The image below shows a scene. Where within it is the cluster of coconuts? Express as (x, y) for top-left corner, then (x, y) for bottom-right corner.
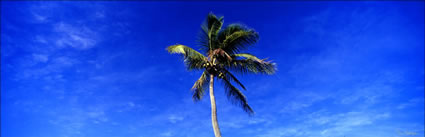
(203, 62), (225, 78)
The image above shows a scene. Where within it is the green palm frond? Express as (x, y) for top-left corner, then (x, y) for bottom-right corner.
(167, 44), (207, 70)
(221, 69), (246, 90)
(218, 24), (259, 54)
(192, 71), (210, 101)
(227, 56), (276, 75)
(220, 76), (254, 115)
(217, 24), (244, 42)
(200, 12), (224, 52)
(232, 53), (262, 62)
(207, 13), (223, 39)
(198, 25), (210, 52)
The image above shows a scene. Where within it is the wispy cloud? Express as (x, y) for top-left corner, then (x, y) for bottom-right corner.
(280, 91), (328, 113)
(160, 131), (173, 137)
(317, 111), (391, 136)
(258, 110), (391, 137)
(32, 53), (49, 63)
(47, 104), (110, 137)
(397, 98), (424, 110)
(168, 115), (184, 124)
(54, 22), (99, 50)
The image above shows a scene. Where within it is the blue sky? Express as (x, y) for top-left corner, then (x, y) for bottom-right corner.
(1, 1), (424, 137)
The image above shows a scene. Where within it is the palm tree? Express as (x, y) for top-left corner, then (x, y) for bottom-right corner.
(167, 12), (276, 137)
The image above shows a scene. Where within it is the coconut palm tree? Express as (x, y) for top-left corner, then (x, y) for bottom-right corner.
(167, 12), (276, 137)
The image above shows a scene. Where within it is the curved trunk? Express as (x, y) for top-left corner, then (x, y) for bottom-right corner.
(209, 74), (222, 137)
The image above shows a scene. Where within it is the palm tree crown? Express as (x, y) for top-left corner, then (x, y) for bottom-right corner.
(167, 12), (276, 115)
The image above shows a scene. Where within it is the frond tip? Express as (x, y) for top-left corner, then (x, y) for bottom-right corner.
(191, 71), (210, 101)
(167, 44), (208, 70)
(228, 53), (276, 75)
(220, 76), (254, 115)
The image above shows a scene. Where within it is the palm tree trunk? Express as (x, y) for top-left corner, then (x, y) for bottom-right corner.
(209, 74), (222, 137)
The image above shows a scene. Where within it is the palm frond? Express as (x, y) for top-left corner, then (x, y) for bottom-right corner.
(207, 13), (223, 39)
(232, 53), (262, 62)
(221, 68), (246, 90)
(191, 71), (210, 101)
(199, 12), (223, 52)
(217, 24), (244, 42)
(227, 55), (276, 75)
(220, 76), (254, 115)
(219, 24), (259, 54)
(197, 25), (210, 53)
(167, 44), (207, 70)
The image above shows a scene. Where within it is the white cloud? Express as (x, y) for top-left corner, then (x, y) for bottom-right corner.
(46, 103), (112, 136)
(28, 2), (58, 23)
(258, 111), (392, 137)
(221, 121), (243, 128)
(32, 12), (47, 22)
(15, 56), (77, 80)
(161, 131), (173, 137)
(248, 118), (268, 124)
(53, 56), (75, 66)
(168, 115), (184, 124)
(54, 22), (98, 50)
(32, 53), (49, 63)
(280, 91), (328, 113)
(316, 111), (391, 137)
(128, 102), (135, 107)
(397, 98), (424, 110)
(258, 127), (304, 137)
